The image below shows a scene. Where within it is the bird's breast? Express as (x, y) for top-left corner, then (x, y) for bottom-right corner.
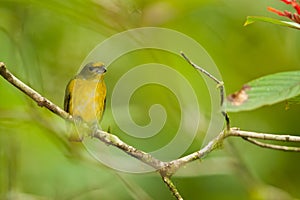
(70, 78), (106, 123)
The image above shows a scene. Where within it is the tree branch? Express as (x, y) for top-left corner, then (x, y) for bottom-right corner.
(0, 62), (70, 120)
(92, 129), (167, 169)
(164, 130), (227, 175)
(1, 61), (300, 199)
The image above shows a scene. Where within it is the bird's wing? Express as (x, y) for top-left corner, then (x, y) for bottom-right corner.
(102, 97), (107, 117)
(64, 78), (75, 113)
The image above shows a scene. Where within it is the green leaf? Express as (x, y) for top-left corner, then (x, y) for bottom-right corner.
(244, 16), (300, 30)
(225, 71), (300, 112)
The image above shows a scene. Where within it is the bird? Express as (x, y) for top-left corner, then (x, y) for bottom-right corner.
(64, 62), (107, 141)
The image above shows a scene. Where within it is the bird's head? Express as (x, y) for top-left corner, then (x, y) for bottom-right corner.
(78, 62), (107, 79)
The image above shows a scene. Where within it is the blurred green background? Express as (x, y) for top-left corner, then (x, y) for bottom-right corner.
(1, 0), (300, 199)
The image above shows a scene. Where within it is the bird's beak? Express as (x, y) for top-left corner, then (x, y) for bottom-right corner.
(95, 66), (107, 74)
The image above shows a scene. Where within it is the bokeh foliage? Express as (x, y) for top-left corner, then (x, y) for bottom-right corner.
(1, 0), (300, 199)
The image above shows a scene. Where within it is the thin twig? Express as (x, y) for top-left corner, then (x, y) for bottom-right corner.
(180, 52), (230, 130)
(162, 176), (183, 200)
(229, 128), (300, 142)
(243, 137), (300, 152)
(180, 52), (223, 85)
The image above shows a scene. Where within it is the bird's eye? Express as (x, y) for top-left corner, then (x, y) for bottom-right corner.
(88, 67), (94, 71)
